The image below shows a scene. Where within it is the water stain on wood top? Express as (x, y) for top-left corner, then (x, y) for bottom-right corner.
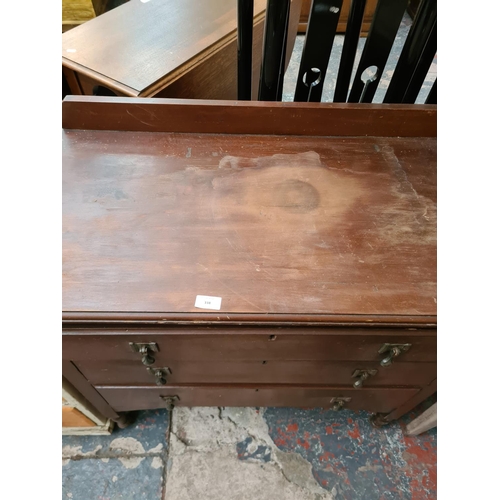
(62, 131), (436, 316)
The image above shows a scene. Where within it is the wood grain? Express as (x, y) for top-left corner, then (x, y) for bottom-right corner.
(63, 311), (437, 326)
(62, 0), (300, 99)
(62, 99), (436, 419)
(63, 127), (436, 317)
(62, 0), (268, 95)
(62, 97), (437, 137)
(76, 359), (436, 387)
(63, 362), (119, 420)
(382, 378), (437, 422)
(97, 385), (419, 413)
(62, 376), (108, 426)
(154, 14), (266, 101)
(405, 401), (437, 435)
(62, 407), (96, 427)
(62, 330), (437, 362)
(62, 68), (83, 96)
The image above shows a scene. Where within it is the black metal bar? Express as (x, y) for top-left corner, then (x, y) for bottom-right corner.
(384, 0), (437, 103)
(425, 79), (437, 104)
(276, 4), (290, 101)
(293, 0), (343, 102)
(237, 0), (254, 100)
(333, 0), (366, 102)
(258, 0), (290, 101)
(401, 20), (437, 103)
(347, 0), (407, 103)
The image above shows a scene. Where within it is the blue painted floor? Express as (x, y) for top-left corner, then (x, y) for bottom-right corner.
(62, 410), (168, 500)
(62, 397), (436, 499)
(263, 397), (437, 499)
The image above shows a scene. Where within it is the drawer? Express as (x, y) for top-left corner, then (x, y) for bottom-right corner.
(96, 385), (420, 413)
(76, 360), (436, 388)
(63, 327), (436, 363)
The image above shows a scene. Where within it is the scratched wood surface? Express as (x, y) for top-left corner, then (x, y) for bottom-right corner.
(62, 0), (268, 95)
(61, 98), (437, 137)
(62, 129), (436, 317)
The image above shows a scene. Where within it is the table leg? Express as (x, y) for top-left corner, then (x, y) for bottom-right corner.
(62, 67), (83, 95)
(404, 402), (437, 436)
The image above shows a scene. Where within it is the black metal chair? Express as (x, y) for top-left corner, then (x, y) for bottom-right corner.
(237, 0), (436, 103)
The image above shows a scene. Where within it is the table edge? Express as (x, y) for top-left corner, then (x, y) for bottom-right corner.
(62, 311), (437, 328)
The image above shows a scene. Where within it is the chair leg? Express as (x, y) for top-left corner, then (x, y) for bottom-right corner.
(404, 402), (437, 436)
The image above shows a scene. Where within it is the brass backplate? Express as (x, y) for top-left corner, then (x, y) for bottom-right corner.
(160, 395), (180, 409)
(147, 367), (171, 376)
(129, 342), (159, 353)
(330, 397), (352, 404)
(352, 369), (378, 378)
(378, 343), (411, 354)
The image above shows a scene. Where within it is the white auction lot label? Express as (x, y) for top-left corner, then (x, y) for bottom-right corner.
(194, 295), (222, 310)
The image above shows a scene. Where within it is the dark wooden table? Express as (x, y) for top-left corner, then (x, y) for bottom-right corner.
(62, 97), (436, 427)
(62, 0), (301, 100)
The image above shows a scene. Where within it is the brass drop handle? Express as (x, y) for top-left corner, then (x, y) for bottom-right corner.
(160, 395), (179, 411)
(378, 343), (412, 367)
(154, 369), (166, 385)
(352, 369), (378, 389)
(380, 347), (400, 367)
(147, 367), (171, 386)
(331, 397), (351, 411)
(129, 342), (159, 366)
(353, 377), (365, 389)
(140, 346), (155, 366)
(332, 400), (345, 411)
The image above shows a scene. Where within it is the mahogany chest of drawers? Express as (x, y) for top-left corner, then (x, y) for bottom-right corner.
(62, 97), (437, 427)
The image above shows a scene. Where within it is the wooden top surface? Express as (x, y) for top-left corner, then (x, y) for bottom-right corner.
(62, 0), (266, 95)
(62, 99), (437, 324)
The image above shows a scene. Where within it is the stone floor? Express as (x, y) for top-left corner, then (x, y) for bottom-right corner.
(62, 13), (437, 500)
(62, 396), (436, 500)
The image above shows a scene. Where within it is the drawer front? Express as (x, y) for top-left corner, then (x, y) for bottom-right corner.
(63, 328), (436, 363)
(76, 360), (436, 388)
(97, 386), (420, 413)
